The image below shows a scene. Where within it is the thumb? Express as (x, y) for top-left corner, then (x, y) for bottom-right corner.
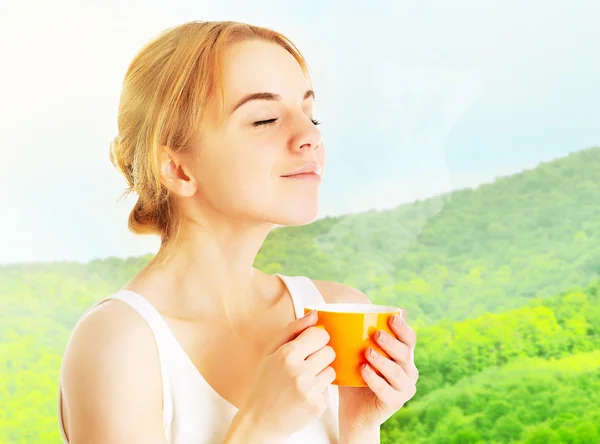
(263, 309), (318, 356)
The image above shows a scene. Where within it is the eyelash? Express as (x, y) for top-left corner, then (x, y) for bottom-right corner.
(253, 118), (321, 127)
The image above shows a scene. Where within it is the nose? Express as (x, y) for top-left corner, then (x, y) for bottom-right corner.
(290, 113), (322, 153)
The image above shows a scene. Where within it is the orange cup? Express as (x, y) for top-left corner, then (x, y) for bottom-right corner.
(304, 303), (402, 387)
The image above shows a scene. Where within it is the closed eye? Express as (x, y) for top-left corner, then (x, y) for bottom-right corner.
(253, 118), (321, 127)
(253, 118), (278, 127)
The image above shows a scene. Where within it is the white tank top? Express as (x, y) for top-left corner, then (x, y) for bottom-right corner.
(57, 274), (340, 443)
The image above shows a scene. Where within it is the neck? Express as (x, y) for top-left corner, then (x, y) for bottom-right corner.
(138, 218), (278, 326)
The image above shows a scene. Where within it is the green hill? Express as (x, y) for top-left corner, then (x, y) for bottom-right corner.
(256, 145), (600, 325)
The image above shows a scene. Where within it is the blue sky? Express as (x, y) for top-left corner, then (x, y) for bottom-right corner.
(1, 0), (598, 264)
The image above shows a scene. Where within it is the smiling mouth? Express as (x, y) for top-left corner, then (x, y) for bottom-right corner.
(281, 162), (322, 177)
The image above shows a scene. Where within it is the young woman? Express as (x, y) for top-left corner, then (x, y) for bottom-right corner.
(57, 20), (419, 444)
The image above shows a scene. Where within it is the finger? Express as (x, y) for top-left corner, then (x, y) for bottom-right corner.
(365, 347), (410, 391)
(374, 330), (418, 380)
(313, 365), (336, 392)
(289, 326), (331, 360)
(304, 345), (336, 376)
(264, 309), (318, 356)
(361, 363), (405, 410)
(389, 313), (417, 349)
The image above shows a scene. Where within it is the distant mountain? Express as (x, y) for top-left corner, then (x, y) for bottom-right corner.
(256, 146), (600, 325)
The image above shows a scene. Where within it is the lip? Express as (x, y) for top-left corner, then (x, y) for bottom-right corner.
(281, 162), (322, 177)
(281, 172), (322, 183)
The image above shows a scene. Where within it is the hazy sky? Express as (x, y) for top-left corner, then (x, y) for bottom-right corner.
(1, 0), (599, 264)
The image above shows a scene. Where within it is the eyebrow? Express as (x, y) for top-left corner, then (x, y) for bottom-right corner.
(229, 89), (315, 115)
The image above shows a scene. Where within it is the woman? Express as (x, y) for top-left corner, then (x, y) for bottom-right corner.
(57, 20), (418, 443)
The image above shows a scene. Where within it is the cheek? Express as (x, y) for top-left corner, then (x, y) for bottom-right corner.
(230, 146), (276, 186)
(200, 148), (276, 204)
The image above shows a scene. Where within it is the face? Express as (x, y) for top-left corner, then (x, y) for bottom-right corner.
(177, 39), (326, 228)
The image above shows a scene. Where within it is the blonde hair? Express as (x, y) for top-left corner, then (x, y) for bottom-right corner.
(109, 20), (312, 250)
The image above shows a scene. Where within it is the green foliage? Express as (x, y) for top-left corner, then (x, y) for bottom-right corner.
(381, 351), (600, 443)
(414, 282), (600, 397)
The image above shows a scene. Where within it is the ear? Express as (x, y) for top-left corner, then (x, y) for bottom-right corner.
(158, 145), (197, 198)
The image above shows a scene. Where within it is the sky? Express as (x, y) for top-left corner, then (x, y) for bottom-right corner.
(1, 0), (599, 264)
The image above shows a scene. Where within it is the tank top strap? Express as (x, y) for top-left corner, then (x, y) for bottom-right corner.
(107, 290), (174, 437)
(274, 274), (326, 319)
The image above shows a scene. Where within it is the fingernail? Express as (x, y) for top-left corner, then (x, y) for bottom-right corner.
(368, 348), (378, 359)
(304, 309), (316, 318)
(378, 331), (390, 342)
(362, 363), (372, 373)
(392, 314), (404, 326)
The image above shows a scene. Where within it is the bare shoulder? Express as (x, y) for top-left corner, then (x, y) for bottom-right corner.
(60, 299), (167, 443)
(310, 279), (372, 305)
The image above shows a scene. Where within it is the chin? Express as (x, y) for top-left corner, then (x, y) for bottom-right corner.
(272, 199), (320, 227)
